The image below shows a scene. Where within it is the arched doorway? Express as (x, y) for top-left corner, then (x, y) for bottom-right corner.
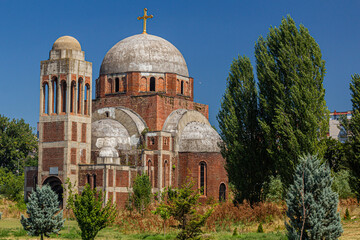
(219, 183), (226, 202)
(43, 177), (63, 207)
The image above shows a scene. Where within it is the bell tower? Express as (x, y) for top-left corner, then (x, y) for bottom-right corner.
(38, 36), (92, 204)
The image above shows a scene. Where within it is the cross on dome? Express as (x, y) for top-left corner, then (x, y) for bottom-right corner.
(137, 8), (153, 34)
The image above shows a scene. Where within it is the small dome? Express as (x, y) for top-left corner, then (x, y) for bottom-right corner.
(100, 34), (189, 77)
(52, 36), (81, 51)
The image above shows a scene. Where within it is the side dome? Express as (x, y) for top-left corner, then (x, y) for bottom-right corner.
(100, 34), (189, 77)
(52, 36), (81, 51)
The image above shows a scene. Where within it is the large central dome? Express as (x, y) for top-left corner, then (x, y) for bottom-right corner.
(100, 34), (189, 77)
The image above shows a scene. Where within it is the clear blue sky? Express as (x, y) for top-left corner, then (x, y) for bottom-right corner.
(1, 0), (359, 130)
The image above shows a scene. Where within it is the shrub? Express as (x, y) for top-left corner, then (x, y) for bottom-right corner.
(263, 175), (284, 202)
(131, 174), (152, 214)
(332, 170), (355, 199)
(67, 182), (117, 240)
(257, 223), (264, 233)
(20, 185), (64, 240)
(344, 208), (350, 220)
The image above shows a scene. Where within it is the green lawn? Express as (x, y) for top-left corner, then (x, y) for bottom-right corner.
(0, 218), (287, 240)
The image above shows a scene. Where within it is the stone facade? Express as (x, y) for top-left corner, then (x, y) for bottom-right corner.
(25, 34), (228, 207)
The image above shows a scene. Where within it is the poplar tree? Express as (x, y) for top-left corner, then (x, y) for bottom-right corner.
(286, 154), (342, 239)
(256, 16), (328, 188)
(20, 185), (64, 240)
(217, 56), (268, 204)
(346, 74), (360, 199)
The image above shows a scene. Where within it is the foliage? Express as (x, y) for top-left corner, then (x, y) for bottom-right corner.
(67, 182), (117, 240)
(130, 174), (152, 214)
(20, 185), (64, 240)
(0, 212), (2, 220)
(0, 115), (38, 174)
(256, 16), (328, 188)
(332, 170), (355, 199)
(323, 137), (348, 172)
(286, 154), (342, 239)
(262, 175), (284, 202)
(153, 190), (171, 236)
(154, 180), (213, 240)
(343, 74), (360, 199)
(257, 223), (264, 233)
(0, 167), (24, 202)
(344, 208), (350, 220)
(217, 55), (268, 204)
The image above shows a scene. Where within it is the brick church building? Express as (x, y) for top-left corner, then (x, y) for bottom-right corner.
(25, 12), (228, 207)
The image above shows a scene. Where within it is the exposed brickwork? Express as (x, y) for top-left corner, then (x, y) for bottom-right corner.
(147, 136), (158, 150)
(116, 192), (129, 208)
(108, 169), (113, 187)
(25, 169), (38, 188)
(72, 122), (77, 141)
(79, 168), (104, 187)
(178, 152), (228, 202)
(71, 148), (77, 165)
(71, 169), (76, 175)
(43, 122), (64, 142)
(80, 149), (86, 164)
(162, 154), (170, 188)
(162, 137), (170, 150)
(42, 147), (64, 171)
(81, 123), (86, 143)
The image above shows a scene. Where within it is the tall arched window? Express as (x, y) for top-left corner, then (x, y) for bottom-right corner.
(70, 81), (76, 113)
(61, 81), (67, 113)
(85, 84), (90, 115)
(77, 79), (83, 114)
(93, 174), (97, 189)
(150, 77), (155, 91)
(86, 174), (91, 185)
(164, 160), (168, 188)
(115, 78), (120, 92)
(148, 160), (152, 186)
(181, 81), (184, 95)
(43, 83), (49, 114)
(219, 183), (226, 202)
(199, 162), (207, 195)
(52, 78), (58, 114)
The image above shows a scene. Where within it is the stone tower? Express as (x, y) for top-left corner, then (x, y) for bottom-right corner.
(37, 36), (92, 204)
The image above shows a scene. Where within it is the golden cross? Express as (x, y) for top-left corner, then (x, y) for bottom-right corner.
(137, 8), (153, 34)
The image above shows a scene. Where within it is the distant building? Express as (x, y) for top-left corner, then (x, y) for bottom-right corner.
(328, 110), (352, 142)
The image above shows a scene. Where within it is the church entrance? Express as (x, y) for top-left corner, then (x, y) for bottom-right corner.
(43, 176), (63, 207)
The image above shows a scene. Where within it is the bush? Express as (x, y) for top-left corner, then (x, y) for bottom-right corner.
(263, 175), (284, 202)
(0, 168), (24, 202)
(344, 208), (350, 220)
(332, 170), (355, 199)
(257, 223), (264, 233)
(130, 174), (152, 214)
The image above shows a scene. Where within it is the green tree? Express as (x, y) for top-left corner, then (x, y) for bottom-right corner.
(0, 167), (24, 202)
(20, 185), (64, 240)
(217, 56), (268, 204)
(286, 155), (342, 239)
(67, 182), (117, 240)
(0, 115), (38, 174)
(345, 74), (360, 199)
(256, 16), (328, 188)
(131, 174), (152, 214)
(154, 180), (213, 240)
(323, 137), (348, 172)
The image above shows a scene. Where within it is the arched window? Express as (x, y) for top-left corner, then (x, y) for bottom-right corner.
(115, 78), (120, 92)
(199, 162), (207, 195)
(93, 174), (97, 189)
(52, 78), (58, 114)
(70, 81), (76, 113)
(181, 81), (184, 95)
(108, 78), (113, 93)
(77, 79), (83, 114)
(43, 83), (49, 114)
(150, 77), (155, 91)
(219, 183), (226, 202)
(86, 174), (91, 185)
(85, 84), (90, 115)
(61, 81), (67, 113)
(164, 160), (168, 188)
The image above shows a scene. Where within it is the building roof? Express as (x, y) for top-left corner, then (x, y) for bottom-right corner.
(52, 36), (81, 51)
(100, 34), (189, 76)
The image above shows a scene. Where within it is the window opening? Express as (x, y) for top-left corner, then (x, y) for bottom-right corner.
(70, 82), (75, 113)
(200, 162), (206, 195)
(43, 83), (49, 114)
(52, 78), (58, 113)
(219, 183), (226, 202)
(61, 81), (67, 113)
(115, 78), (120, 92)
(150, 77), (155, 91)
(181, 81), (184, 95)
(77, 79), (82, 114)
(93, 174), (97, 188)
(87, 174), (91, 185)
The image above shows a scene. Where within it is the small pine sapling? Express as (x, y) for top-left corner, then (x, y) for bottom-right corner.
(286, 154), (343, 239)
(20, 185), (64, 240)
(257, 223), (264, 233)
(131, 174), (152, 214)
(344, 208), (350, 220)
(232, 227), (238, 236)
(67, 180), (117, 240)
(154, 179), (213, 240)
(153, 188), (171, 236)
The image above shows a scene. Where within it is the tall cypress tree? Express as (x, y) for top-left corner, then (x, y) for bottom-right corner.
(346, 74), (360, 199)
(217, 56), (268, 204)
(286, 154), (342, 239)
(21, 185), (64, 240)
(256, 16), (328, 188)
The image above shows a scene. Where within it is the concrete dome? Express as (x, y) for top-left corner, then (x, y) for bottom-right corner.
(52, 36), (81, 51)
(179, 122), (221, 152)
(100, 34), (189, 77)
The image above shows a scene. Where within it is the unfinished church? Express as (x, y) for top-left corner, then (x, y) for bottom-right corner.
(25, 11), (228, 207)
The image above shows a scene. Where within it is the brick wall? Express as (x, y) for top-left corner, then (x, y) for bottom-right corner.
(43, 122), (64, 142)
(81, 123), (86, 143)
(178, 152), (228, 202)
(71, 148), (77, 165)
(72, 122), (77, 141)
(42, 147), (64, 171)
